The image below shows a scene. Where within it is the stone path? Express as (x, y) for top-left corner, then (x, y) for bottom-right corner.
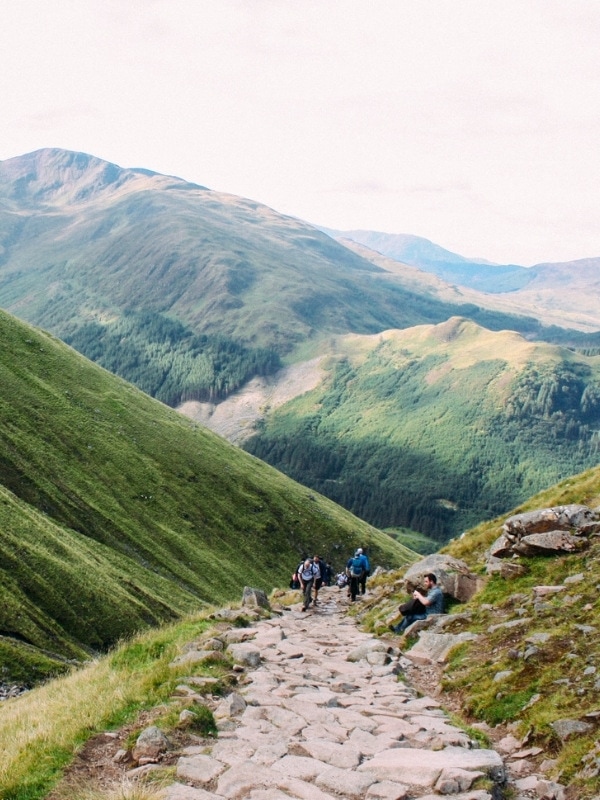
(164, 585), (507, 800)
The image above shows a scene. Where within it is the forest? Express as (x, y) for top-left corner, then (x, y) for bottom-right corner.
(244, 354), (600, 542)
(65, 311), (282, 406)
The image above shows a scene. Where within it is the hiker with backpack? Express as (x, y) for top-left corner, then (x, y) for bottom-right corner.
(358, 548), (370, 595)
(298, 557), (318, 611)
(346, 548), (368, 602)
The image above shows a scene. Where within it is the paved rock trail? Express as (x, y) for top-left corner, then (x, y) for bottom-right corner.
(165, 586), (506, 800)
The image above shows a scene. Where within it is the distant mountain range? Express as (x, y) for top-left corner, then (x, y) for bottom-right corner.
(1, 147), (599, 547)
(321, 227), (530, 292)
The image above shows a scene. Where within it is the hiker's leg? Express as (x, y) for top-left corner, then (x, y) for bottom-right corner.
(304, 579), (314, 608)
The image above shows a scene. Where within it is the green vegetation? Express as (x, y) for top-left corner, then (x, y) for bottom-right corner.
(245, 319), (600, 541)
(0, 309), (414, 683)
(2, 148), (599, 393)
(384, 526), (440, 555)
(356, 462), (600, 797)
(65, 311), (282, 405)
(438, 470), (600, 796)
(0, 610), (225, 800)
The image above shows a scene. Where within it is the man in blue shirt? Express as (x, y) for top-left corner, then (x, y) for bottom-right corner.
(393, 573), (444, 633)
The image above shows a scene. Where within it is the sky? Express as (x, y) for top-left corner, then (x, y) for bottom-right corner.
(1, 0), (599, 266)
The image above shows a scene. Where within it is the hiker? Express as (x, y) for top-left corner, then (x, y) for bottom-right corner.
(289, 567), (301, 590)
(358, 548), (370, 595)
(322, 560), (333, 586)
(392, 572), (444, 633)
(346, 548), (368, 602)
(312, 554), (323, 604)
(336, 571), (348, 589)
(298, 557), (318, 611)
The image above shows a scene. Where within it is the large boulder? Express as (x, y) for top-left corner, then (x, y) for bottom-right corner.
(514, 530), (587, 556)
(504, 505), (600, 537)
(403, 555), (482, 602)
(487, 504), (600, 563)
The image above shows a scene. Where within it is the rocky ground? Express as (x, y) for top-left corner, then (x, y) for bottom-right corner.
(45, 585), (569, 800)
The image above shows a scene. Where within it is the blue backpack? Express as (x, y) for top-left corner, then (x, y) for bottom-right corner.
(349, 556), (364, 578)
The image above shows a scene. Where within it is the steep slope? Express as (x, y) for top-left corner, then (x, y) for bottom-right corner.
(0, 309), (414, 684)
(243, 318), (600, 542)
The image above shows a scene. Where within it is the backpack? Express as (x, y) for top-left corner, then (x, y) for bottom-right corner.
(349, 556), (364, 578)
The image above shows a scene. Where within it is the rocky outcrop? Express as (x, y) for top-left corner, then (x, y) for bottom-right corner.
(487, 504), (600, 565)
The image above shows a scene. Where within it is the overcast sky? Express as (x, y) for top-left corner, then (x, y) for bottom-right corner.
(2, 1), (599, 265)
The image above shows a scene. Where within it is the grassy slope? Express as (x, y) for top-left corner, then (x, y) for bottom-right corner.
(438, 468), (600, 796)
(244, 318), (600, 541)
(357, 464), (600, 797)
(0, 309), (415, 683)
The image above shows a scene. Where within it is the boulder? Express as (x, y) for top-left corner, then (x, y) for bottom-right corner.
(488, 504), (600, 561)
(514, 530), (587, 555)
(403, 554), (481, 602)
(227, 642), (261, 668)
(485, 556), (527, 578)
(504, 505), (599, 536)
(132, 726), (171, 763)
(242, 586), (270, 609)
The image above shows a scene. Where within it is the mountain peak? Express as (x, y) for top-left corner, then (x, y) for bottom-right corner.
(0, 148), (202, 209)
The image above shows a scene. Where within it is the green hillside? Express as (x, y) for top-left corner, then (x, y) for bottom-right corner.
(0, 309), (414, 684)
(358, 464), (600, 797)
(1, 149), (598, 411)
(245, 318), (600, 542)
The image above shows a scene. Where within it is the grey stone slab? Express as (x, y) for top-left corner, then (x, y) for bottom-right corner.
(291, 738), (361, 769)
(315, 765), (377, 798)
(209, 739), (256, 765)
(366, 779), (410, 800)
(330, 706), (379, 732)
(176, 755), (227, 785)
(243, 690), (286, 707)
(348, 727), (399, 756)
(358, 746), (505, 786)
(301, 722), (348, 743)
(274, 775), (340, 800)
(215, 760), (278, 798)
(270, 754), (326, 781)
(251, 740), (289, 765)
(164, 783), (222, 800)
(368, 716), (420, 738)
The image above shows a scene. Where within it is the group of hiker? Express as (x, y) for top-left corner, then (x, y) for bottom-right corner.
(290, 547), (371, 611)
(290, 549), (444, 631)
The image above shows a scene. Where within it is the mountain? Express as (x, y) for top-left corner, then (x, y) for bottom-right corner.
(241, 318), (600, 542)
(1, 149), (598, 397)
(0, 308), (413, 685)
(323, 228), (531, 292)
(330, 229), (600, 333)
(1, 148), (599, 554)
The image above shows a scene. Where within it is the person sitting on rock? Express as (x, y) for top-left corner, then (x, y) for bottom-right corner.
(393, 573), (444, 633)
